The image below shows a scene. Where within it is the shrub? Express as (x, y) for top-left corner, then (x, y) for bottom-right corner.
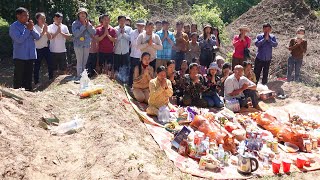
(0, 17), (11, 60)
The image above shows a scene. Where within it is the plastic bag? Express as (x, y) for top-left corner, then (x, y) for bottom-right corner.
(80, 69), (90, 91)
(158, 106), (171, 124)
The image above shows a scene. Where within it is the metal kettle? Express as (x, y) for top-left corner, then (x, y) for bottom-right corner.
(237, 153), (259, 175)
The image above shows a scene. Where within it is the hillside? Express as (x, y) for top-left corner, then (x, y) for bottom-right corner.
(224, 0), (320, 86)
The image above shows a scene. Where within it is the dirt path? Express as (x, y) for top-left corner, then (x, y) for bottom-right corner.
(0, 75), (198, 180)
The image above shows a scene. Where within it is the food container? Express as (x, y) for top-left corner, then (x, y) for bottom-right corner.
(284, 142), (299, 153)
(312, 139), (318, 149)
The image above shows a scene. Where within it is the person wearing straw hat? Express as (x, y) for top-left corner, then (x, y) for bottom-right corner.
(199, 24), (217, 68)
(232, 25), (251, 70)
(72, 8), (96, 78)
(129, 19), (146, 87)
(203, 62), (224, 108)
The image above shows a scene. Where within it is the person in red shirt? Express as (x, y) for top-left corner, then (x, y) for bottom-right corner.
(95, 14), (117, 75)
(232, 25), (251, 70)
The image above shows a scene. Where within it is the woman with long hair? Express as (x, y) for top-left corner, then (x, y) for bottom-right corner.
(198, 24), (217, 68)
(132, 52), (154, 103)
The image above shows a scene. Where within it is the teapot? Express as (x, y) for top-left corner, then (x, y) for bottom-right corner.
(237, 153), (259, 175)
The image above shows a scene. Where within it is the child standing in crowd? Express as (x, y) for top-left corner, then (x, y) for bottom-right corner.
(199, 24), (217, 68)
(203, 63), (224, 108)
(174, 21), (189, 70)
(9, 7), (40, 91)
(132, 52), (154, 103)
(137, 21), (163, 70)
(183, 24), (191, 39)
(34, 12), (53, 84)
(129, 19), (146, 87)
(191, 23), (198, 33)
(232, 25), (251, 70)
(72, 8), (96, 78)
(244, 61), (257, 84)
(155, 20), (162, 32)
(95, 14), (117, 76)
(212, 27), (221, 48)
(48, 12), (72, 75)
(86, 20), (99, 78)
(186, 32), (200, 64)
(156, 20), (175, 69)
(114, 15), (132, 74)
(254, 23), (278, 85)
(287, 26), (307, 82)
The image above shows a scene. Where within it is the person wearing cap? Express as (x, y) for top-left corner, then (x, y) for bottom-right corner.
(224, 65), (259, 109)
(182, 63), (208, 107)
(203, 62), (224, 108)
(243, 61), (257, 83)
(155, 20), (162, 32)
(114, 15), (132, 74)
(48, 12), (72, 75)
(132, 52), (154, 103)
(136, 21), (163, 70)
(129, 19), (146, 87)
(9, 7), (40, 91)
(199, 24), (217, 68)
(34, 12), (53, 84)
(156, 20), (175, 69)
(215, 55), (225, 75)
(72, 8), (96, 78)
(95, 14), (117, 76)
(147, 66), (174, 116)
(254, 23), (278, 85)
(286, 26), (307, 82)
(186, 32), (200, 64)
(125, 16), (132, 27)
(174, 21), (189, 70)
(232, 25), (251, 70)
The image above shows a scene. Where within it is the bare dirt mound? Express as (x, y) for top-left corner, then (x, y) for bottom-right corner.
(0, 75), (194, 180)
(224, 0), (320, 86)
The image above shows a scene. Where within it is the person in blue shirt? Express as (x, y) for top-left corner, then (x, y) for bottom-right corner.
(72, 8), (96, 78)
(9, 7), (40, 91)
(254, 23), (278, 85)
(199, 24), (217, 68)
(156, 20), (175, 70)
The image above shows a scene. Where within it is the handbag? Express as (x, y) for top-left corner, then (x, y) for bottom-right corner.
(244, 43), (250, 59)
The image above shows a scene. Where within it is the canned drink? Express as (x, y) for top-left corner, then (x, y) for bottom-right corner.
(305, 142), (312, 153)
(312, 139), (318, 149)
(272, 141), (278, 153)
(266, 140), (272, 148)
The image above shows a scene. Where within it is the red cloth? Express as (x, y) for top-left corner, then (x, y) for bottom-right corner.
(232, 35), (251, 59)
(96, 26), (117, 53)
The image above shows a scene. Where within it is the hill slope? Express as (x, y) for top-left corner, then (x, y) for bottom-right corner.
(224, 0), (320, 85)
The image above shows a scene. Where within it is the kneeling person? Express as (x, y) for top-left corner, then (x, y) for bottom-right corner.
(132, 52), (154, 103)
(224, 65), (258, 108)
(147, 66), (174, 116)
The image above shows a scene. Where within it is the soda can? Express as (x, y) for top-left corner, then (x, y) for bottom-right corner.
(272, 141), (278, 153)
(305, 142), (312, 153)
(312, 139), (318, 150)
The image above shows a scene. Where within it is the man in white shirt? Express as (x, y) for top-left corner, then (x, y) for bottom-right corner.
(224, 65), (259, 108)
(136, 21), (163, 71)
(114, 15), (132, 74)
(128, 19), (145, 87)
(48, 12), (71, 73)
(34, 12), (53, 84)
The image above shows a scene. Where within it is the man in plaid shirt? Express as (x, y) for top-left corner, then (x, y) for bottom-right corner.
(156, 20), (175, 69)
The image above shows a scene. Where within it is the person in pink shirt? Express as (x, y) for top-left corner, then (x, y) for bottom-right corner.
(232, 25), (251, 70)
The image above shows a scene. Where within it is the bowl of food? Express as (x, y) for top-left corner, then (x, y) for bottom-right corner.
(284, 142), (299, 153)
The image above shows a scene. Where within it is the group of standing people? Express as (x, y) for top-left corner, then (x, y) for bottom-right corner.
(9, 7), (308, 112)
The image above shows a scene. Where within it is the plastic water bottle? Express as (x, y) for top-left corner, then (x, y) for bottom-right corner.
(80, 69), (90, 91)
(218, 144), (225, 162)
(51, 116), (85, 135)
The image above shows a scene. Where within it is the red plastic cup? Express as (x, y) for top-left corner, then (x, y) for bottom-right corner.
(296, 156), (307, 169)
(282, 159), (292, 173)
(272, 159), (281, 174)
(304, 159), (311, 167)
